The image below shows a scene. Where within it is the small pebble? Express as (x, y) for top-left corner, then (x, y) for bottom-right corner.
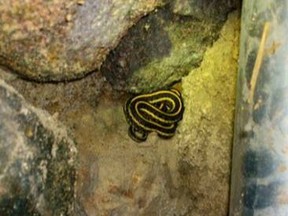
(77, 0), (85, 5)
(65, 14), (72, 22)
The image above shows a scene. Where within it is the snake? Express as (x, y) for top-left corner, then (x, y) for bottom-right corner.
(124, 89), (184, 142)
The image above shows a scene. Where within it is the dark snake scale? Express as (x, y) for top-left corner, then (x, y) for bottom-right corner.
(124, 89), (184, 142)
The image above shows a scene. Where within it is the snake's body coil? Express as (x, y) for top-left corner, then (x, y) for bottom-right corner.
(124, 89), (184, 142)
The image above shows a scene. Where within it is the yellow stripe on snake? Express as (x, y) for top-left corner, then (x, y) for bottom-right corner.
(124, 89), (184, 142)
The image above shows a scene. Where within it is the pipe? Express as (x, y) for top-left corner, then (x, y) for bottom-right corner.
(230, 0), (288, 215)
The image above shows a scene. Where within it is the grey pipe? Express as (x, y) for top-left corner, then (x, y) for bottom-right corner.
(230, 0), (288, 215)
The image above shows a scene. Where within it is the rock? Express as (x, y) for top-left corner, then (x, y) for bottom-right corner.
(171, 0), (239, 20)
(101, 2), (237, 93)
(0, 79), (77, 215)
(0, 0), (163, 81)
(178, 12), (240, 216)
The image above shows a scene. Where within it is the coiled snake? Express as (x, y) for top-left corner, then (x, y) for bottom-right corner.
(124, 89), (184, 142)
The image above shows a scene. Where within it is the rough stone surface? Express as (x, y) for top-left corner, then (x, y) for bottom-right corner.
(0, 0), (163, 81)
(171, 0), (239, 20)
(178, 12), (240, 216)
(0, 80), (77, 215)
(101, 3), (237, 93)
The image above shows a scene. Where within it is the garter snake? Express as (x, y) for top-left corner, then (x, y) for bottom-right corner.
(124, 89), (184, 142)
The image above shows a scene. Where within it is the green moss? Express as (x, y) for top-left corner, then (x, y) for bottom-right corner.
(128, 14), (223, 93)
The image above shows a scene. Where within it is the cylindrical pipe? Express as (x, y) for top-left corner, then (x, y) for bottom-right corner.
(230, 1), (288, 215)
